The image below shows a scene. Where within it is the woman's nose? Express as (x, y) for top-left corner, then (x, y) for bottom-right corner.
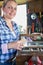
(11, 8), (14, 12)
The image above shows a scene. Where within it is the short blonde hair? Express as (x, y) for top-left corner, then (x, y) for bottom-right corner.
(3, 0), (17, 7)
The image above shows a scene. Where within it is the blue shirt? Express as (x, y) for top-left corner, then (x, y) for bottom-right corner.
(0, 16), (20, 63)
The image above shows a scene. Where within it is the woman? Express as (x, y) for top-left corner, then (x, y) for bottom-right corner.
(0, 0), (24, 65)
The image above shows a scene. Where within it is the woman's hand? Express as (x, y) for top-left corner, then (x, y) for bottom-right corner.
(8, 40), (24, 51)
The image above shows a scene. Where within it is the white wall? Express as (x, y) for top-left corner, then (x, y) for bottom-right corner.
(12, 4), (27, 34)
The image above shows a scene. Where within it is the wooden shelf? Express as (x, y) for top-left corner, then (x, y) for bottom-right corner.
(20, 33), (41, 37)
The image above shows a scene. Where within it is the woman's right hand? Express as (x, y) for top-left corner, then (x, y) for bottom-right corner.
(8, 40), (24, 51)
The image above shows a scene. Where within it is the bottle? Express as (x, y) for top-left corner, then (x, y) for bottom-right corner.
(38, 21), (42, 33)
(28, 26), (31, 34)
(32, 22), (34, 33)
(35, 22), (39, 32)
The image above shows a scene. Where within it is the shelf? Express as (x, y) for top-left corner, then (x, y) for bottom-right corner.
(20, 33), (41, 36)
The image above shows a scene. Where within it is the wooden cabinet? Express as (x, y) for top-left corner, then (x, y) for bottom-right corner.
(28, 0), (43, 13)
(16, 55), (31, 65)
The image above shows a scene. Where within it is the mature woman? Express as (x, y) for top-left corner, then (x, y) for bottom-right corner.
(0, 0), (24, 65)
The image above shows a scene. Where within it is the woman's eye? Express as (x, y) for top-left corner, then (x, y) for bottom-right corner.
(7, 6), (17, 10)
(8, 7), (11, 9)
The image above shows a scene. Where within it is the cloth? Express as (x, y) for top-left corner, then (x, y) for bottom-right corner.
(0, 60), (16, 65)
(0, 16), (20, 63)
(28, 56), (41, 65)
(0, 61), (12, 65)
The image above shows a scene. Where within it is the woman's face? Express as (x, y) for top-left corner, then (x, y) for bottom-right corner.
(3, 1), (17, 19)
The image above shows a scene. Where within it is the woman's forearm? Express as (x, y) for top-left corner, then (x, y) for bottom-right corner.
(7, 40), (24, 50)
(7, 42), (17, 49)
